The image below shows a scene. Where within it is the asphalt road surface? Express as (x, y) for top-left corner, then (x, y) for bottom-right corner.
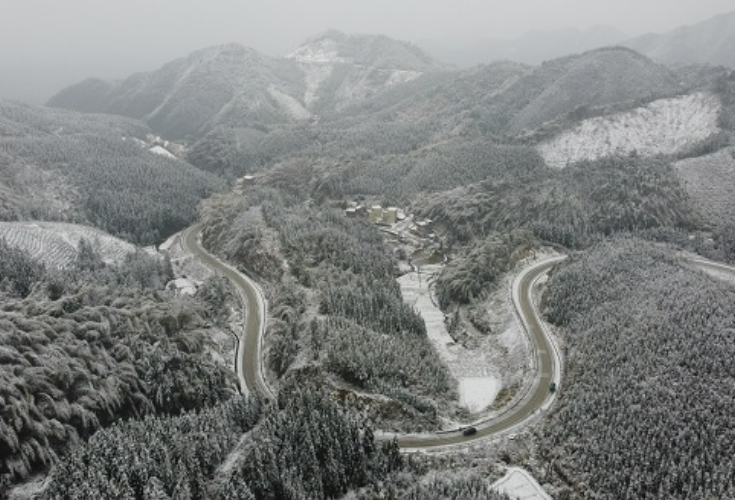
(181, 225), (735, 449)
(182, 225), (273, 400)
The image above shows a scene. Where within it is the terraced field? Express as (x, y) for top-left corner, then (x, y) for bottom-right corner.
(0, 221), (136, 268)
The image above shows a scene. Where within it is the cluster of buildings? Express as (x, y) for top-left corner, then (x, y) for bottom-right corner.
(345, 203), (404, 225)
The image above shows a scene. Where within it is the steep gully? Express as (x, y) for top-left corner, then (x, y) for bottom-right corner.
(177, 225), (735, 449)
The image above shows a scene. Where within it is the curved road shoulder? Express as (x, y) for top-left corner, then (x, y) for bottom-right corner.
(397, 255), (567, 449)
(181, 225), (275, 401)
(176, 228), (735, 450)
(179, 224), (566, 447)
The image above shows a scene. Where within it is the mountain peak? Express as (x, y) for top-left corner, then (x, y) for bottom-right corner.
(286, 31), (351, 64)
(287, 31), (442, 71)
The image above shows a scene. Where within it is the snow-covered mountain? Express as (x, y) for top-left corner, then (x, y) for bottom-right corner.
(48, 32), (445, 140)
(538, 92), (721, 168)
(286, 31), (442, 112)
(420, 25), (628, 67)
(623, 11), (735, 68)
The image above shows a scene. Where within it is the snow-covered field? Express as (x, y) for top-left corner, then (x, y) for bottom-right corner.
(397, 248), (565, 420)
(398, 265), (518, 415)
(491, 467), (553, 500)
(539, 92), (721, 168)
(0, 221), (136, 268)
(458, 377), (501, 413)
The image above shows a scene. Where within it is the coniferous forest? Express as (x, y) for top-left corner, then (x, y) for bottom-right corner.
(540, 239), (735, 499)
(2, 14), (735, 500)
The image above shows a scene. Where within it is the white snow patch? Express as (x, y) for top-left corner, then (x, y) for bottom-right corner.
(398, 265), (455, 361)
(166, 277), (199, 296)
(397, 265), (503, 412)
(386, 69), (422, 86)
(286, 38), (349, 64)
(492, 467), (553, 500)
(539, 92), (721, 168)
(267, 85), (312, 120)
(149, 145), (177, 160)
(458, 377), (501, 413)
(0, 221), (136, 268)
(159, 231), (179, 252)
(299, 63), (334, 108)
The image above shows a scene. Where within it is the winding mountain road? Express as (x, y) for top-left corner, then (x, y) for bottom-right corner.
(181, 224), (274, 400)
(180, 224), (566, 447)
(178, 225), (735, 449)
(396, 255), (566, 448)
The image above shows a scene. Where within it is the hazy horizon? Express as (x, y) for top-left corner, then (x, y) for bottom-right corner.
(1, 0), (733, 103)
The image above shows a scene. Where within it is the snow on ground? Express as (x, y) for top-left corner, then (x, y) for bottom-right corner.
(267, 85), (312, 120)
(539, 92), (721, 168)
(398, 265), (454, 358)
(286, 38), (349, 64)
(298, 63), (334, 108)
(458, 377), (501, 414)
(397, 248), (564, 419)
(149, 145), (178, 160)
(158, 229), (239, 375)
(696, 264), (735, 285)
(0, 221), (136, 268)
(386, 69), (422, 86)
(491, 467), (553, 500)
(161, 230), (214, 283)
(398, 265), (503, 414)
(166, 277), (199, 296)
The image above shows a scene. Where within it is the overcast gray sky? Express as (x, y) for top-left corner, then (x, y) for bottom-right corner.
(1, 0), (733, 101)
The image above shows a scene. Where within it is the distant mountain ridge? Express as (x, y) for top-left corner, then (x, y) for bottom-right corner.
(337, 46), (681, 137)
(419, 12), (735, 70)
(419, 25), (628, 67)
(623, 11), (735, 68)
(48, 32), (446, 140)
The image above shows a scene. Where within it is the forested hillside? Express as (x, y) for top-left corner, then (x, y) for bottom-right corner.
(42, 386), (405, 500)
(48, 32), (445, 141)
(18, 24), (735, 499)
(0, 101), (223, 244)
(539, 239), (735, 500)
(0, 242), (236, 495)
(416, 155), (697, 248)
(539, 91), (722, 168)
(200, 187), (455, 429)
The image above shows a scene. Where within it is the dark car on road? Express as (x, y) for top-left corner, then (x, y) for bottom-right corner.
(462, 426), (477, 436)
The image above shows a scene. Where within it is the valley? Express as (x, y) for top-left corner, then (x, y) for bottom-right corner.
(3, 10), (735, 500)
